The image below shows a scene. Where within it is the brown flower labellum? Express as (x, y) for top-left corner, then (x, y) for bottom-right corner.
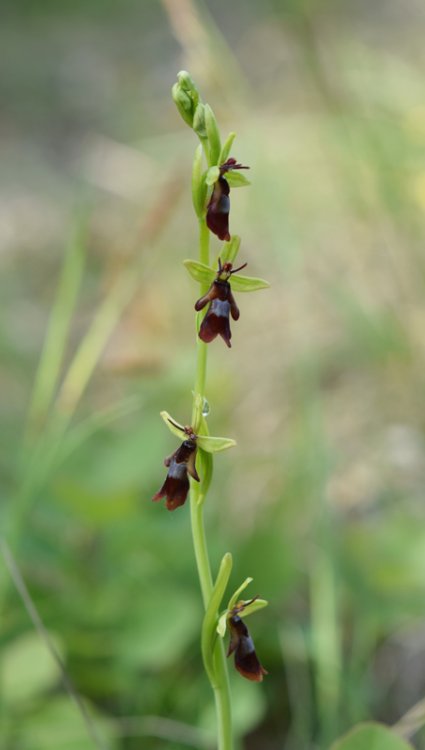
(206, 158), (249, 241)
(152, 427), (199, 511)
(195, 259), (247, 348)
(227, 601), (267, 682)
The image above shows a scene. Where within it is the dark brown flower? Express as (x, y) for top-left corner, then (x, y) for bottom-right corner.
(227, 601), (267, 682)
(194, 259), (247, 347)
(152, 434), (199, 511)
(206, 158), (249, 241)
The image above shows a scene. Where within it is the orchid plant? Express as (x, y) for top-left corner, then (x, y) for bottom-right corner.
(152, 71), (270, 750)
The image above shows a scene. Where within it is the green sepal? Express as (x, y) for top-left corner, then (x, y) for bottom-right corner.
(201, 553), (233, 687)
(205, 166), (220, 186)
(219, 236), (241, 265)
(226, 171), (251, 188)
(183, 259), (216, 286)
(193, 103), (207, 139)
(159, 410), (185, 439)
(204, 104), (221, 166)
(196, 435), (236, 453)
(192, 145), (207, 218)
(238, 598), (268, 618)
(227, 577), (253, 612)
(229, 274), (270, 292)
(219, 132), (236, 165)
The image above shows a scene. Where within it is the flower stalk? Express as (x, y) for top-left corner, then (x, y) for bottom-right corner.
(152, 70), (270, 750)
(190, 215), (234, 749)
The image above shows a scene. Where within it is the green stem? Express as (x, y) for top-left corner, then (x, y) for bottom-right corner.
(190, 217), (233, 750)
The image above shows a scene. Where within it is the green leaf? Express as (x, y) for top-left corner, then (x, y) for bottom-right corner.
(219, 236), (241, 265)
(229, 274), (270, 292)
(330, 723), (414, 750)
(219, 132), (236, 164)
(3, 632), (62, 705)
(202, 553), (233, 686)
(196, 435), (236, 453)
(226, 171), (251, 188)
(159, 410), (185, 439)
(183, 259), (216, 286)
(205, 165), (220, 186)
(192, 145), (207, 218)
(204, 104), (221, 166)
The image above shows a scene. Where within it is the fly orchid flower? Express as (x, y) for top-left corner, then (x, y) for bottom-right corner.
(152, 424), (199, 511)
(227, 598), (268, 682)
(194, 259), (248, 348)
(206, 158), (249, 241)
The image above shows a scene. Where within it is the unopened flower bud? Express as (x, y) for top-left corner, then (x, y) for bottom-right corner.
(193, 103), (208, 138)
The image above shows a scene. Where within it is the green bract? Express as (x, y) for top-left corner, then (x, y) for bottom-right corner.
(201, 553), (233, 687)
(205, 166), (220, 187)
(219, 132), (236, 165)
(219, 236), (241, 265)
(204, 104), (221, 166)
(192, 145), (207, 218)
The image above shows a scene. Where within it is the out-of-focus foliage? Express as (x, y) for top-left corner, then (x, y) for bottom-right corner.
(1, 0), (425, 748)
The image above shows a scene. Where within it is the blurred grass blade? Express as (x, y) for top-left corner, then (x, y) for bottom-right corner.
(56, 395), (144, 466)
(0, 539), (109, 750)
(54, 266), (140, 429)
(25, 221), (86, 443)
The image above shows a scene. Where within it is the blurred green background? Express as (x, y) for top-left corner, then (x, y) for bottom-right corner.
(2, 0), (425, 748)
